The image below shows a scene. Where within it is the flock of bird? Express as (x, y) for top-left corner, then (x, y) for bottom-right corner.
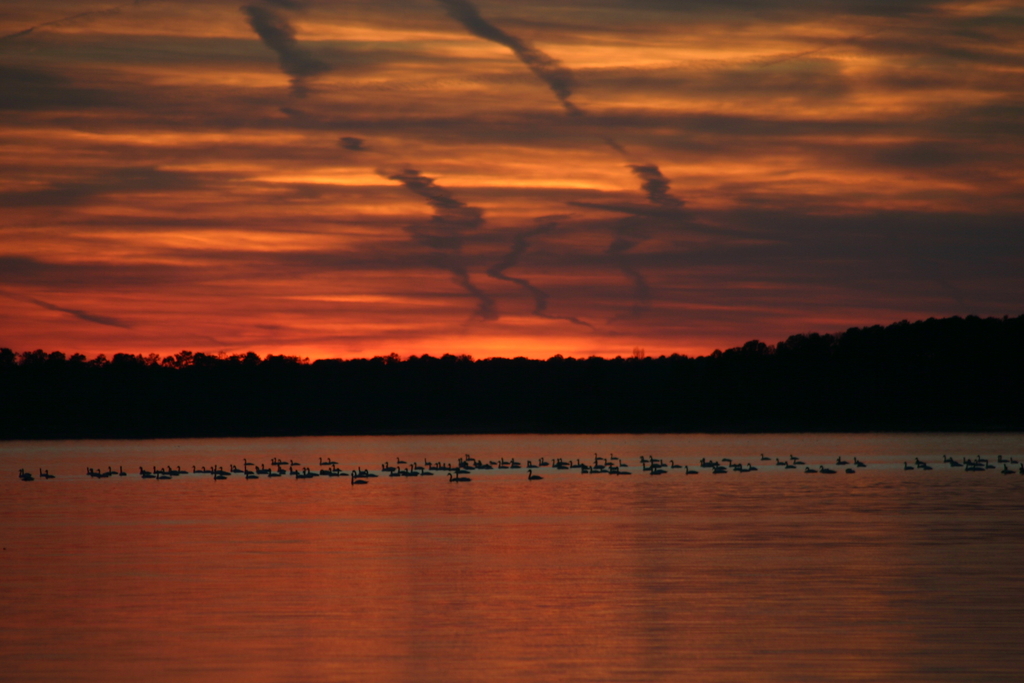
(15, 452), (1024, 482)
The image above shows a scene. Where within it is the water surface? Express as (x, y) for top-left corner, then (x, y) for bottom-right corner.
(2, 434), (1023, 682)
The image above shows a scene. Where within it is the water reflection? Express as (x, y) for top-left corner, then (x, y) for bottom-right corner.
(1, 434), (1023, 682)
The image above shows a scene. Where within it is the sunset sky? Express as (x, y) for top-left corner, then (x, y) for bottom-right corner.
(2, 0), (1022, 360)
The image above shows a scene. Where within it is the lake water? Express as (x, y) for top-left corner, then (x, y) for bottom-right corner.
(2, 433), (1023, 682)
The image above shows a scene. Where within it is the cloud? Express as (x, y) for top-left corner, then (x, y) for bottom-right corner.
(486, 219), (593, 328)
(241, 3), (331, 97)
(436, 0), (582, 115)
(628, 164), (685, 209)
(605, 220), (652, 318)
(338, 136), (367, 151)
(384, 168), (497, 320)
(0, 2), (138, 42)
(0, 289), (131, 329)
(579, 165), (684, 318)
(0, 166), (206, 208)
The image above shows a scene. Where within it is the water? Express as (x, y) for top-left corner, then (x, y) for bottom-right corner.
(2, 433), (1023, 682)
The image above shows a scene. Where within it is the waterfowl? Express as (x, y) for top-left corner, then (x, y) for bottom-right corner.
(528, 469), (543, 481)
(845, 468), (856, 474)
(854, 458), (867, 468)
(670, 460), (682, 469)
(448, 472), (471, 483)
(819, 465), (836, 474)
(904, 462), (914, 470)
(18, 469), (34, 481)
(684, 465), (698, 475)
(351, 472), (368, 485)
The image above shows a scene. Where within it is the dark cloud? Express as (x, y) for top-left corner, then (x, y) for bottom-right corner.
(241, 3), (331, 97)
(0, 65), (118, 111)
(338, 136), (367, 151)
(436, 0), (582, 115)
(384, 168), (496, 320)
(629, 164), (685, 209)
(0, 289), (131, 329)
(262, 0), (305, 8)
(486, 219), (593, 328)
(0, 167), (206, 208)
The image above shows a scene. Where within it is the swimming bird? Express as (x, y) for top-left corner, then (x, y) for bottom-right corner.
(904, 462), (914, 470)
(819, 465), (836, 474)
(18, 469), (34, 481)
(351, 472), (368, 485)
(845, 468), (856, 474)
(448, 472), (471, 483)
(684, 465), (698, 475)
(528, 469), (543, 480)
(854, 457), (867, 468)
(670, 460), (682, 469)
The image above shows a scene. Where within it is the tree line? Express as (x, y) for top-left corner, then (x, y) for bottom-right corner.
(2, 314), (1022, 439)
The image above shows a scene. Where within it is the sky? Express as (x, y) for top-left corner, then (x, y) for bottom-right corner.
(1, 0), (1022, 360)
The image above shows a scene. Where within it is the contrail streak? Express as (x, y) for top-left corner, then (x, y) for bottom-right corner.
(1, 2), (139, 42)
(0, 289), (131, 329)
(605, 222), (652, 318)
(436, 0), (582, 115)
(486, 221), (593, 329)
(385, 168), (497, 320)
(629, 164), (684, 209)
(242, 2), (331, 97)
(596, 164), (686, 317)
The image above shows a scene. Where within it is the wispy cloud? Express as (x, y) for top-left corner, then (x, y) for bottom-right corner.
(436, 0), (582, 115)
(241, 2), (331, 97)
(384, 168), (497, 320)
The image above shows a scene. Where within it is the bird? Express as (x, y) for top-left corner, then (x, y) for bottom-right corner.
(684, 466), (698, 475)
(351, 472), (368, 485)
(448, 472), (471, 483)
(528, 469), (543, 481)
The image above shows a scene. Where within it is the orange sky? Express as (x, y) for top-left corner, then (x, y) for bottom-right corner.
(1, 0), (1022, 359)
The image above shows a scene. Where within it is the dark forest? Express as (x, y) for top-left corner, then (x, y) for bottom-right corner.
(2, 315), (1022, 439)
